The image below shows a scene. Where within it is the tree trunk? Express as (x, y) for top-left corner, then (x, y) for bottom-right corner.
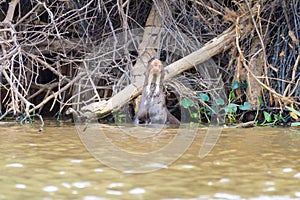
(246, 38), (263, 108)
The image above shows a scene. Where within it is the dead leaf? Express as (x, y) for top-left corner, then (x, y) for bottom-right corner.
(279, 51), (285, 57)
(290, 112), (299, 120)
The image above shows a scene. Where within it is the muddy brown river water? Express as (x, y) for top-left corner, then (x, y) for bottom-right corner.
(0, 122), (300, 200)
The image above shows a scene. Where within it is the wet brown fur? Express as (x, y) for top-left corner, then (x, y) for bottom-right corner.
(134, 59), (180, 125)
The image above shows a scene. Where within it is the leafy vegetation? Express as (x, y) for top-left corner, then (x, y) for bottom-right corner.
(181, 80), (300, 127)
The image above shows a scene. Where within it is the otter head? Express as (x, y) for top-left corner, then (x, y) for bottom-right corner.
(150, 59), (163, 74)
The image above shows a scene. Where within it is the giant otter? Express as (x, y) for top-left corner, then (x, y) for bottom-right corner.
(134, 58), (180, 125)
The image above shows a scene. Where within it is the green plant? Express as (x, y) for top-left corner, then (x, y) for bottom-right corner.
(273, 114), (286, 125)
(239, 102), (251, 111)
(260, 111), (286, 126)
(181, 97), (198, 123)
(262, 111), (272, 125)
(181, 93), (211, 123)
(198, 93), (211, 122)
(114, 113), (126, 123)
(223, 81), (252, 123)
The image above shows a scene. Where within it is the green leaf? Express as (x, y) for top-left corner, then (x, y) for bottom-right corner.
(214, 98), (225, 106)
(181, 97), (194, 108)
(273, 114), (285, 121)
(225, 103), (238, 113)
(115, 114), (126, 118)
(239, 102), (251, 111)
(242, 81), (248, 89)
(229, 91), (236, 101)
(263, 111), (272, 122)
(198, 93), (210, 102)
(231, 81), (240, 90)
(229, 103), (238, 110)
(224, 107), (230, 113)
(190, 112), (198, 119)
(286, 106), (300, 117)
(274, 114), (280, 121)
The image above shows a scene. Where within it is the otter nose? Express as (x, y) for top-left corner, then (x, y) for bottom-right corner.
(152, 59), (161, 66)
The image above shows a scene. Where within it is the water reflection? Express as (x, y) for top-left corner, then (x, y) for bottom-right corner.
(77, 123), (198, 172)
(0, 123), (300, 199)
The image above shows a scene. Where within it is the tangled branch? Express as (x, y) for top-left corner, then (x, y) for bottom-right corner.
(0, 0), (299, 123)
